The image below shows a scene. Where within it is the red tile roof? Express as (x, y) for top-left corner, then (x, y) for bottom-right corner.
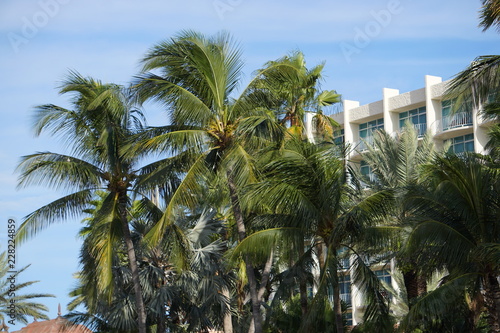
(12, 316), (92, 333)
(11, 305), (92, 333)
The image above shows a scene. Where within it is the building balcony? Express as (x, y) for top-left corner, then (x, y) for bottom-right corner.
(409, 123), (427, 137)
(437, 112), (473, 132)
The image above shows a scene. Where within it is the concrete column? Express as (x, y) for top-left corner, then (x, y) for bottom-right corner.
(424, 75), (442, 136)
(343, 100), (359, 159)
(382, 88), (400, 135)
(474, 112), (489, 154)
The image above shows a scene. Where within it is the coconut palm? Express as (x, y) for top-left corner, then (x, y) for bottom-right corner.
(249, 51), (340, 141)
(234, 137), (395, 333)
(133, 30), (304, 333)
(0, 252), (54, 326)
(405, 153), (500, 332)
(16, 72), (161, 333)
(361, 126), (438, 307)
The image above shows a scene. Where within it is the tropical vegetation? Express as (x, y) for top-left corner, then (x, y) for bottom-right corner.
(14, 2), (500, 332)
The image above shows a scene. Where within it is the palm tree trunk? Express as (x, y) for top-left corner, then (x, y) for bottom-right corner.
(118, 191), (147, 333)
(332, 270), (344, 333)
(417, 274), (427, 296)
(469, 292), (485, 331)
(403, 268), (426, 308)
(222, 287), (233, 333)
(298, 244), (308, 316)
(157, 313), (166, 333)
(403, 269), (418, 305)
(483, 272), (500, 333)
(226, 171), (263, 333)
(299, 277), (308, 316)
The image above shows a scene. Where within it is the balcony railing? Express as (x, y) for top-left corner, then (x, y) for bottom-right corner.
(412, 123), (427, 137)
(400, 122), (427, 137)
(439, 112), (473, 132)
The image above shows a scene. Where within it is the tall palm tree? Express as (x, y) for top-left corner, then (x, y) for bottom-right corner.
(405, 153), (500, 332)
(133, 30), (298, 333)
(236, 138), (394, 333)
(16, 72), (158, 333)
(0, 252), (54, 326)
(361, 126), (438, 306)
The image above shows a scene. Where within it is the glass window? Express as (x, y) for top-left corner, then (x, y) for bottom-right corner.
(338, 247), (350, 269)
(399, 106), (426, 136)
(339, 274), (351, 306)
(359, 118), (384, 140)
(375, 269), (392, 285)
(334, 128), (344, 146)
(328, 274), (352, 306)
(446, 134), (474, 154)
(360, 160), (376, 183)
(345, 311), (353, 326)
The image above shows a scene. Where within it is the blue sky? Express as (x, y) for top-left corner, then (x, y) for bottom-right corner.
(0, 0), (499, 329)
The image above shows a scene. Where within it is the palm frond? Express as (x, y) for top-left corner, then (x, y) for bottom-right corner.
(17, 152), (104, 191)
(16, 190), (94, 242)
(229, 228), (303, 266)
(402, 273), (477, 330)
(144, 153), (210, 246)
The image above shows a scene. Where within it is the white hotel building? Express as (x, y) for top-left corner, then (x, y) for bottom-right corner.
(316, 75), (493, 326)
(329, 75), (491, 160)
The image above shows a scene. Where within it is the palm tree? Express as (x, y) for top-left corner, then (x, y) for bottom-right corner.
(133, 30), (300, 333)
(249, 51), (340, 141)
(0, 252), (54, 326)
(405, 153), (500, 332)
(236, 137), (394, 333)
(16, 72), (157, 333)
(361, 126), (438, 306)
